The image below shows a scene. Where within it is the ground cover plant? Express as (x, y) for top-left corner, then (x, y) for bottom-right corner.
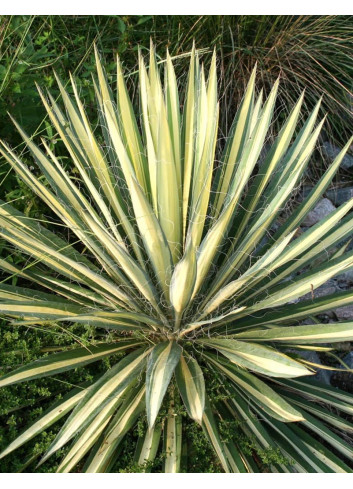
(0, 45), (353, 473)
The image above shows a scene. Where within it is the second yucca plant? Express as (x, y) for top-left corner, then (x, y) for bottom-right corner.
(1, 45), (353, 472)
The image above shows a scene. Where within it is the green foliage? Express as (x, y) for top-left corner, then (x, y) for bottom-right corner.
(0, 322), (80, 472)
(0, 43), (353, 474)
(182, 421), (221, 473)
(0, 15), (151, 205)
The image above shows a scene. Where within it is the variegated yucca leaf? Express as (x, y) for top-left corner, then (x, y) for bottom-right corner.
(0, 44), (353, 472)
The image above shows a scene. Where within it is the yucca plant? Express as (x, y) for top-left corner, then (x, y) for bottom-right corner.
(1, 44), (353, 473)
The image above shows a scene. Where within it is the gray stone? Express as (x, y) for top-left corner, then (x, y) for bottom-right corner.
(342, 351), (353, 369)
(317, 313), (335, 322)
(335, 305), (353, 321)
(336, 269), (353, 287)
(332, 238), (353, 257)
(315, 368), (334, 385)
(270, 220), (282, 233)
(295, 350), (332, 385)
(317, 312), (336, 321)
(321, 141), (353, 170)
(302, 198), (336, 227)
(300, 318), (316, 326)
(298, 185), (313, 202)
(292, 281), (337, 319)
(330, 351), (353, 393)
(298, 282), (338, 303)
(325, 187), (353, 206)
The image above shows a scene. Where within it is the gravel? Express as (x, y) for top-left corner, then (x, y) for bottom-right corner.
(302, 198), (336, 227)
(321, 141), (353, 170)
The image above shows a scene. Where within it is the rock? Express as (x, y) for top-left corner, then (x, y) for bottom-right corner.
(270, 220), (282, 234)
(315, 367), (333, 385)
(293, 280), (337, 319)
(335, 305), (353, 321)
(298, 185), (313, 202)
(330, 351), (353, 393)
(300, 318), (316, 326)
(299, 281), (338, 303)
(317, 313), (335, 321)
(325, 187), (353, 206)
(321, 141), (353, 170)
(332, 237), (353, 257)
(295, 350), (332, 385)
(336, 269), (353, 288)
(342, 351), (353, 369)
(300, 226), (310, 234)
(302, 198), (336, 227)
